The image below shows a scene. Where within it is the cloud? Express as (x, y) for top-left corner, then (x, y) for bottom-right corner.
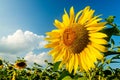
(0, 29), (51, 66)
(0, 29), (47, 54)
(24, 51), (52, 66)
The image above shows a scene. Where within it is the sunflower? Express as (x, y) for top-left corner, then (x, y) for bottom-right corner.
(14, 59), (27, 69)
(45, 6), (107, 74)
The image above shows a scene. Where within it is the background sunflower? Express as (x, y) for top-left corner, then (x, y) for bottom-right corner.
(14, 59), (27, 70)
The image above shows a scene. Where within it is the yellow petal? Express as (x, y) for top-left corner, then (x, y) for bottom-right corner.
(75, 10), (82, 22)
(54, 19), (64, 29)
(80, 52), (88, 71)
(87, 18), (102, 26)
(74, 54), (78, 74)
(46, 31), (60, 38)
(68, 54), (74, 73)
(86, 15), (102, 25)
(53, 48), (63, 61)
(82, 50), (91, 70)
(64, 8), (69, 19)
(82, 9), (95, 24)
(62, 14), (70, 27)
(82, 50), (94, 70)
(66, 62), (69, 71)
(45, 41), (59, 48)
(49, 46), (62, 61)
(46, 31), (60, 36)
(54, 48), (66, 62)
(86, 22), (106, 27)
(89, 38), (108, 45)
(89, 45), (103, 60)
(84, 48), (95, 69)
(91, 42), (108, 52)
(45, 37), (60, 42)
(89, 32), (107, 38)
(62, 50), (70, 63)
(59, 50), (71, 69)
(78, 54), (83, 71)
(78, 6), (91, 24)
(49, 45), (61, 55)
(88, 9), (95, 19)
(69, 6), (74, 24)
(88, 27), (105, 33)
(84, 47), (96, 63)
(81, 10), (95, 24)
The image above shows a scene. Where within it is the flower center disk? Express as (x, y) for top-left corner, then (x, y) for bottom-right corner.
(17, 62), (26, 67)
(63, 28), (76, 46)
(63, 25), (89, 54)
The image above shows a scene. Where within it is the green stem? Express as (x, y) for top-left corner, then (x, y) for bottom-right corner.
(88, 71), (92, 80)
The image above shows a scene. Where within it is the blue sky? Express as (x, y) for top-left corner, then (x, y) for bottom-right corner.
(0, 0), (120, 36)
(0, 0), (120, 67)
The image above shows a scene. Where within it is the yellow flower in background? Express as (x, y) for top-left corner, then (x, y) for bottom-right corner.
(14, 59), (27, 70)
(45, 6), (107, 74)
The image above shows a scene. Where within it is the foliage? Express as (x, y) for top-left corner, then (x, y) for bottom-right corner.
(0, 57), (120, 80)
(0, 16), (120, 80)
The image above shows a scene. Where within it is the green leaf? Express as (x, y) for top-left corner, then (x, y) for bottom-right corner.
(111, 39), (115, 46)
(117, 47), (120, 52)
(112, 25), (120, 36)
(101, 26), (120, 42)
(53, 61), (61, 72)
(112, 54), (120, 59)
(101, 28), (113, 41)
(102, 16), (120, 42)
(58, 70), (69, 80)
(110, 61), (120, 63)
(62, 76), (72, 80)
(105, 16), (115, 23)
(77, 77), (88, 80)
(104, 51), (120, 56)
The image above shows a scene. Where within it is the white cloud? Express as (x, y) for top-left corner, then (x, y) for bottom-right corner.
(24, 51), (52, 66)
(0, 29), (51, 66)
(0, 29), (47, 54)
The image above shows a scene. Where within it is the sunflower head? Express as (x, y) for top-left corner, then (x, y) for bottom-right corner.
(45, 6), (108, 74)
(14, 59), (27, 70)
